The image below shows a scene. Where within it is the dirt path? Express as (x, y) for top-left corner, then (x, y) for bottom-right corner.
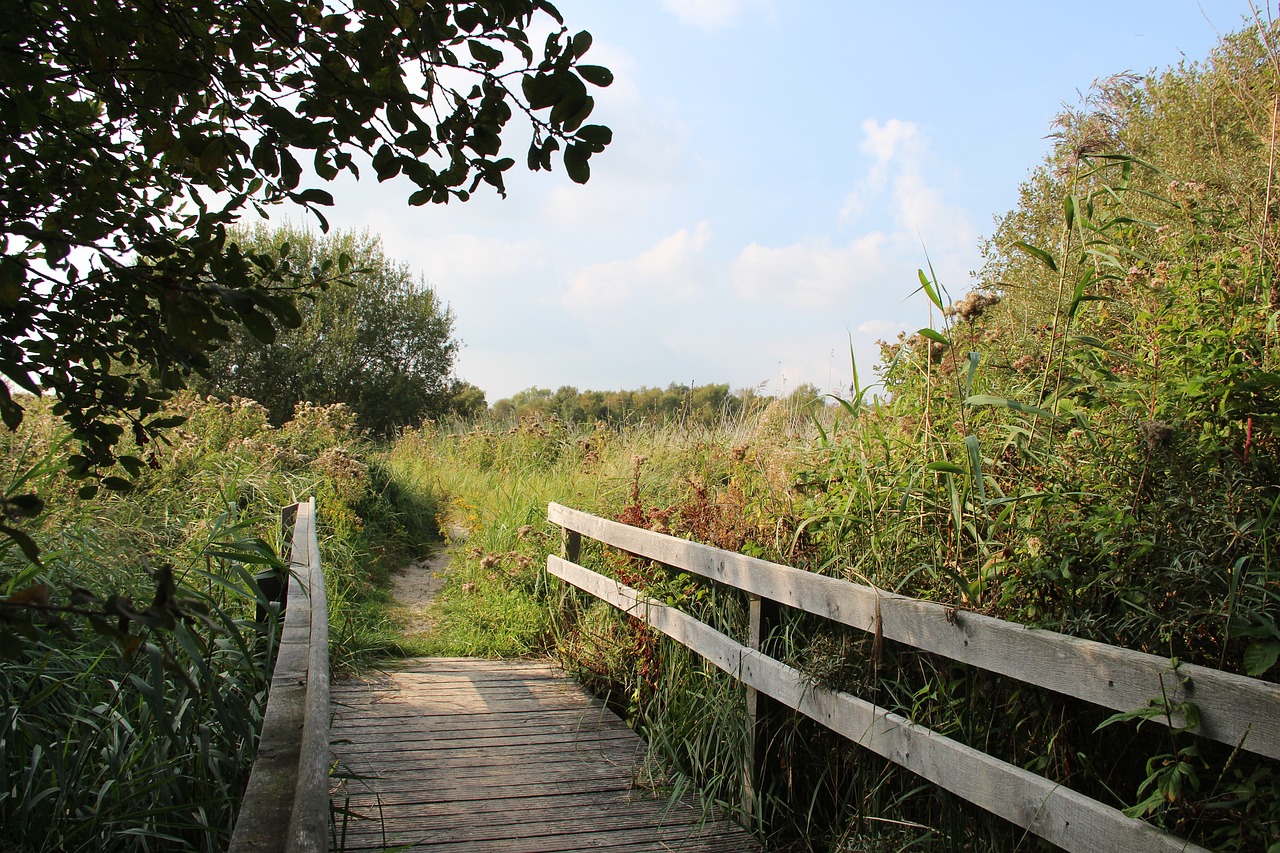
(388, 525), (466, 639)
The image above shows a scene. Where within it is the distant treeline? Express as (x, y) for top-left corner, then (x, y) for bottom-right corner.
(488, 382), (830, 426)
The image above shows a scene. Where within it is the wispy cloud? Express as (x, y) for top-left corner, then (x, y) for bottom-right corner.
(730, 233), (889, 310)
(840, 118), (922, 224)
(732, 118), (977, 314)
(856, 318), (910, 337)
(561, 221), (714, 313)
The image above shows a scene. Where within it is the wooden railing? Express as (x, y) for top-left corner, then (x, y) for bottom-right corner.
(229, 498), (331, 853)
(548, 502), (1280, 853)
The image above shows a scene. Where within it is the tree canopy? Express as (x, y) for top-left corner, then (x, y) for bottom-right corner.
(488, 382), (827, 427)
(0, 0), (611, 490)
(195, 225), (464, 435)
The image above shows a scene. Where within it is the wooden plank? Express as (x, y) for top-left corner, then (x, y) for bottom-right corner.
(230, 499), (330, 853)
(335, 815), (746, 853)
(330, 658), (761, 852)
(336, 812), (747, 851)
(336, 793), (710, 828)
(549, 502), (1280, 760)
(335, 724), (638, 747)
(334, 774), (638, 803)
(335, 736), (640, 763)
(290, 498), (330, 853)
(335, 739), (641, 780)
(550, 555), (1212, 853)
(333, 720), (634, 746)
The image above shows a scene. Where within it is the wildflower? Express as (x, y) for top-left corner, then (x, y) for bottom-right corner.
(1137, 420), (1175, 452)
(949, 290), (1002, 323)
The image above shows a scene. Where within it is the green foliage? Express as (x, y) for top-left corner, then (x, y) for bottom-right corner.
(382, 403), (812, 657)
(487, 381), (826, 427)
(0, 394), (430, 849)
(780, 18), (1280, 849)
(195, 224), (461, 435)
(0, 0), (611, 482)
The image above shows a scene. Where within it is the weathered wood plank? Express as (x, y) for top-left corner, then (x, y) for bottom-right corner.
(333, 723), (635, 750)
(549, 501), (1280, 760)
(337, 793), (710, 827)
(334, 774), (639, 803)
(335, 750), (645, 781)
(230, 499), (330, 853)
(550, 555), (1211, 853)
(330, 658), (760, 852)
(290, 499), (330, 853)
(337, 815), (748, 851)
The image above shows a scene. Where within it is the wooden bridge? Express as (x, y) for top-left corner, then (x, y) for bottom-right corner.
(228, 500), (759, 853)
(228, 499), (1280, 853)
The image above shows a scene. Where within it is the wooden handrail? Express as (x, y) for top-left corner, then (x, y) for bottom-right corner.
(230, 498), (330, 853)
(548, 502), (1279, 760)
(544, 502), (1279, 853)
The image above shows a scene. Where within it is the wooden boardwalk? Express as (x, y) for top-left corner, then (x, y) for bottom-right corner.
(330, 658), (762, 852)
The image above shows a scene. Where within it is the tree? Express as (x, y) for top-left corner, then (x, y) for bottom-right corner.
(1, 0), (612, 490)
(196, 225), (460, 435)
(446, 381), (488, 420)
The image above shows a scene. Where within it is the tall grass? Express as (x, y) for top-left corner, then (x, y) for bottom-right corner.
(393, 326), (1280, 851)
(0, 394), (428, 851)
(382, 401), (814, 658)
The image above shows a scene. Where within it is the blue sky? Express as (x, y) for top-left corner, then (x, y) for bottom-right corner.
(324, 1), (1257, 403)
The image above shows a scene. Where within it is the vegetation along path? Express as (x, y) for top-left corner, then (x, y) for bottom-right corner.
(329, 658), (760, 852)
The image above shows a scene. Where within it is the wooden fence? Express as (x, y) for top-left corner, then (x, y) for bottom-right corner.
(229, 498), (331, 853)
(547, 501), (1280, 853)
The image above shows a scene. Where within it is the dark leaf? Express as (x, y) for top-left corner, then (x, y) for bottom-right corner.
(4, 494), (44, 518)
(577, 65), (613, 87)
(0, 525), (41, 563)
(563, 144), (590, 184)
(468, 40), (504, 70)
(102, 476), (133, 493)
(1012, 240), (1058, 273)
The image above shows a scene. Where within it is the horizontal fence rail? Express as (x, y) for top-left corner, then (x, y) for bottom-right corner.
(230, 498), (330, 853)
(546, 502), (1278, 853)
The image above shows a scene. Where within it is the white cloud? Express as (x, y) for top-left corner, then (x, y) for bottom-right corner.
(417, 234), (547, 282)
(358, 217), (547, 287)
(659, 0), (771, 29)
(538, 38), (691, 227)
(543, 104), (690, 226)
(731, 232), (889, 310)
(734, 118), (977, 313)
(561, 222), (713, 313)
(840, 118), (922, 224)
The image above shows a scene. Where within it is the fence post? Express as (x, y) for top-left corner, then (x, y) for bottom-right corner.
(743, 592), (781, 829)
(562, 527), (581, 563)
(255, 502), (298, 626)
(557, 528), (582, 624)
